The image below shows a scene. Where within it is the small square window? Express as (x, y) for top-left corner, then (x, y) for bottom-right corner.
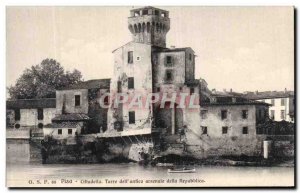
(58, 129), (62, 135)
(154, 10), (159, 16)
(129, 111), (135, 124)
(75, 95), (81, 106)
(222, 127), (228, 134)
(128, 77), (134, 89)
(242, 127), (248, 134)
(37, 108), (44, 120)
(165, 69), (173, 82)
(157, 87), (160, 92)
(166, 56), (172, 66)
(128, 51), (133, 64)
(136, 56), (140, 61)
(242, 110), (248, 119)
(281, 98), (285, 106)
(190, 88), (195, 95)
(68, 129), (72, 135)
(201, 126), (207, 135)
(221, 110), (227, 120)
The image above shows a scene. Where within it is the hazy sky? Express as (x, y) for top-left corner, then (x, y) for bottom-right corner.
(7, 6), (294, 92)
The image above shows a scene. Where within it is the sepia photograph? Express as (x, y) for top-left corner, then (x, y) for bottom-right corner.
(6, 6), (295, 188)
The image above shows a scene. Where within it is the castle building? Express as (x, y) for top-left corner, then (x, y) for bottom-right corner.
(107, 6), (200, 137)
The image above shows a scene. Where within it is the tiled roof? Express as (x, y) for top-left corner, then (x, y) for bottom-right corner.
(243, 91), (294, 100)
(201, 101), (270, 107)
(52, 113), (90, 122)
(44, 122), (81, 128)
(58, 79), (110, 90)
(6, 98), (56, 109)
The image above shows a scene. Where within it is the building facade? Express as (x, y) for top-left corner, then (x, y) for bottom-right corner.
(244, 90), (294, 122)
(6, 98), (56, 129)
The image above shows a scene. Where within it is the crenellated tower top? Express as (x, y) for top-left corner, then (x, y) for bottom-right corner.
(128, 6), (170, 48)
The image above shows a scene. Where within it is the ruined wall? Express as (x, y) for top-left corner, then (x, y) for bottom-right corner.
(56, 89), (88, 114)
(107, 42), (153, 131)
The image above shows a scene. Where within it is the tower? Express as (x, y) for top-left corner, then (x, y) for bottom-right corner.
(128, 6), (170, 48)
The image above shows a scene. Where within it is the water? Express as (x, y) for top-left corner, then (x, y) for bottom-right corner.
(6, 162), (294, 187)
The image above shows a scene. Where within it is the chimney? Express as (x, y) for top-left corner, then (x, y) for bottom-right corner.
(212, 88), (216, 94)
(230, 88), (233, 93)
(255, 90), (258, 95)
(284, 88), (287, 93)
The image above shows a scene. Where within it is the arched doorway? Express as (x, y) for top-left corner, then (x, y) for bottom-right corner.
(154, 102), (183, 135)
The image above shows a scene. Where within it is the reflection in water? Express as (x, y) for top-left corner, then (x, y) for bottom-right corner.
(6, 162), (294, 187)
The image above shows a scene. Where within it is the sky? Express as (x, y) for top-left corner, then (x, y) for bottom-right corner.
(6, 6), (294, 92)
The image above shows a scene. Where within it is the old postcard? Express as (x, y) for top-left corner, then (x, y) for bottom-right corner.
(6, 6), (295, 188)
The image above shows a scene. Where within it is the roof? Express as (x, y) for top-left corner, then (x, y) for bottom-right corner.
(243, 91), (294, 100)
(44, 122), (81, 128)
(159, 47), (194, 53)
(130, 6), (168, 12)
(58, 79), (110, 90)
(201, 101), (270, 107)
(52, 113), (90, 122)
(6, 98), (56, 109)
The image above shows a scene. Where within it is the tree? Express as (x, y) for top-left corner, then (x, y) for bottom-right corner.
(8, 58), (83, 99)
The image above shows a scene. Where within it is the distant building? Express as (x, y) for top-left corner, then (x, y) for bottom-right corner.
(6, 98), (56, 129)
(243, 90), (294, 122)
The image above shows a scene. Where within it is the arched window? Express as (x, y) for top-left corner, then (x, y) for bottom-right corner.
(128, 25), (134, 33)
(138, 23), (141, 33)
(134, 24), (138, 33)
(146, 22), (150, 33)
(142, 23), (146, 32)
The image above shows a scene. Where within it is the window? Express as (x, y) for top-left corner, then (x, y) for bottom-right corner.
(128, 51), (133, 64)
(136, 56), (140, 61)
(242, 127), (248, 134)
(281, 98), (286, 106)
(58, 129), (62, 135)
(221, 110), (227, 120)
(128, 77), (134, 89)
(161, 12), (166, 17)
(134, 11), (140, 17)
(270, 110), (275, 120)
(154, 10), (159, 16)
(75, 95), (81, 106)
(281, 110), (285, 119)
(104, 96), (109, 105)
(165, 69), (174, 82)
(68, 129), (72, 135)
(200, 110), (208, 119)
(117, 81), (122, 93)
(190, 88), (195, 95)
(129, 111), (135, 124)
(271, 99), (275, 105)
(222, 126), (228, 134)
(142, 9), (148, 15)
(201, 126), (207, 135)
(157, 87), (160, 92)
(242, 110), (248, 119)
(38, 123), (43, 129)
(165, 56), (172, 66)
(258, 109), (262, 119)
(14, 109), (20, 121)
(37, 108), (43, 120)
(189, 53), (192, 60)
